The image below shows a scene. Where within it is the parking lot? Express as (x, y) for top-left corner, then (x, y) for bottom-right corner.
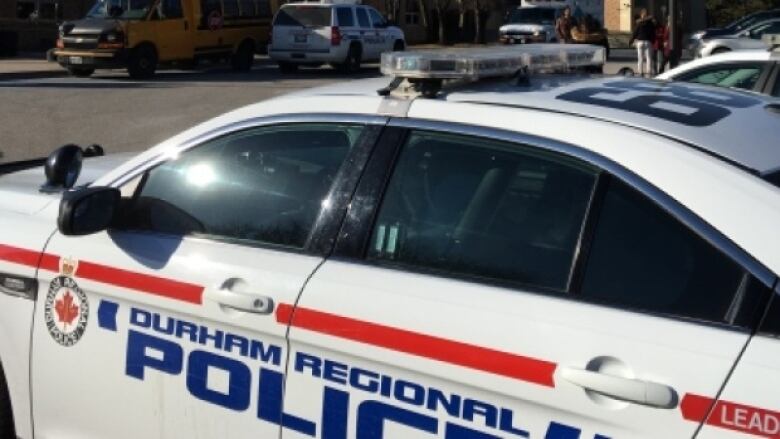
(0, 56), (382, 162)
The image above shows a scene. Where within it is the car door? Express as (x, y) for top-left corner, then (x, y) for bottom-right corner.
(31, 118), (383, 439)
(151, 0), (193, 61)
(367, 7), (393, 55)
(672, 61), (771, 93)
(355, 7), (379, 60)
(281, 121), (771, 438)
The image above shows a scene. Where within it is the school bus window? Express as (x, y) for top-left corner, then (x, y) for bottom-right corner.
(257, 0), (271, 17)
(223, 0), (240, 18)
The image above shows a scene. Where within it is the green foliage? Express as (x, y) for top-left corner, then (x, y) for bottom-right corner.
(704, 0), (780, 27)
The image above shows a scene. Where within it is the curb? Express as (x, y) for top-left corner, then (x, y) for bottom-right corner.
(0, 68), (68, 81)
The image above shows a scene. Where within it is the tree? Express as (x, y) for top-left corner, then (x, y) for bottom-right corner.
(430, 0), (453, 44)
(704, 0), (780, 27)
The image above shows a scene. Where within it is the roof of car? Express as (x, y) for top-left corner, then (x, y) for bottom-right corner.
(300, 75), (780, 174)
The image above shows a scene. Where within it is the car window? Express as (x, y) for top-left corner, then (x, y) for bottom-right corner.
(579, 177), (745, 322)
(676, 63), (764, 91)
(774, 73), (780, 97)
(368, 8), (385, 28)
(750, 21), (780, 39)
(367, 131), (599, 291)
(336, 7), (354, 27)
(117, 124), (364, 249)
(356, 7), (370, 28)
(274, 6), (331, 27)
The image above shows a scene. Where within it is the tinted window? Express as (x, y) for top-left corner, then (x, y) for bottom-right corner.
(222, 0), (239, 18)
(119, 124), (363, 249)
(356, 7), (370, 28)
(368, 131), (598, 291)
(676, 63), (764, 91)
(580, 178), (744, 322)
(274, 6), (331, 27)
(774, 74), (780, 97)
(239, 0), (255, 17)
(509, 7), (557, 25)
(336, 7), (354, 27)
(750, 21), (780, 39)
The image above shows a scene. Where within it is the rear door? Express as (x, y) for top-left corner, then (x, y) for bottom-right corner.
(281, 121), (771, 438)
(31, 119), (384, 439)
(272, 5), (333, 56)
(355, 7), (379, 60)
(693, 293), (780, 438)
(367, 7), (394, 55)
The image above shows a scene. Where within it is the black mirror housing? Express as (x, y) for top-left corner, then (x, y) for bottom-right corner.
(58, 186), (121, 236)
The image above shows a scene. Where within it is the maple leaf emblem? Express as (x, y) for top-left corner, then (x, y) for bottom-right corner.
(55, 291), (79, 328)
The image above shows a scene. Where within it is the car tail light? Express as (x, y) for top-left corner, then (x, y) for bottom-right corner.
(331, 26), (342, 46)
(56, 38), (64, 49)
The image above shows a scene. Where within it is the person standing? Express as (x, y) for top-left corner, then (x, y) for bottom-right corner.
(655, 16), (671, 74)
(556, 6), (575, 43)
(629, 8), (656, 77)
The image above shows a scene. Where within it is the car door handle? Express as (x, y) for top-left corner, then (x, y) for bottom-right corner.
(560, 367), (678, 409)
(207, 278), (275, 314)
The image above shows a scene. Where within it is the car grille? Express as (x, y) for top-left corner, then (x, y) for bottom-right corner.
(505, 31), (535, 37)
(63, 35), (100, 50)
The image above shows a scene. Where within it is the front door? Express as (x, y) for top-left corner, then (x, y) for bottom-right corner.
(282, 124), (767, 438)
(151, 0), (193, 61)
(31, 121), (378, 439)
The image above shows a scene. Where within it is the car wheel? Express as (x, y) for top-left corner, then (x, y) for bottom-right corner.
(0, 369), (15, 439)
(393, 40), (405, 51)
(67, 66), (95, 78)
(339, 44), (362, 73)
(278, 62), (298, 74)
(127, 44), (158, 79)
(711, 47), (731, 55)
(231, 40), (255, 72)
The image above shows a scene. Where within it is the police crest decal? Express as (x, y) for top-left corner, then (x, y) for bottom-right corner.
(45, 258), (89, 346)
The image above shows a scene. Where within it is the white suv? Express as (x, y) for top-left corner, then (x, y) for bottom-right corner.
(268, 2), (405, 73)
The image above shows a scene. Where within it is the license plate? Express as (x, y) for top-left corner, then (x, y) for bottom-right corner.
(294, 34), (308, 43)
(69, 56), (83, 65)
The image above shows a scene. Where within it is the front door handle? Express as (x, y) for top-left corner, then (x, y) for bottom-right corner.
(207, 278), (275, 314)
(560, 367), (678, 409)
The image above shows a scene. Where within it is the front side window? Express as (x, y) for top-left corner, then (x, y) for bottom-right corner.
(368, 8), (385, 28)
(118, 124), (364, 249)
(368, 131), (598, 291)
(676, 63), (765, 91)
(87, 0), (154, 19)
(160, 0), (183, 18)
(579, 178), (745, 322)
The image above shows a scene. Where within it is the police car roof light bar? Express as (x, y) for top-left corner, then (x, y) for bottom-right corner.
(379, 44), (605, 98)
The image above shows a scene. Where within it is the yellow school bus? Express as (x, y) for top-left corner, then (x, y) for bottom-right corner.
(53, 0), (279, 78)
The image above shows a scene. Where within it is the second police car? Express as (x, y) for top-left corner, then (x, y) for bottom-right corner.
(1, 44), (780, 439)
(268, 0), (405, 73)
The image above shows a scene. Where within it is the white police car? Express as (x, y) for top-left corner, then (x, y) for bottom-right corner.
(1, 45), (780, 439)
(657, 36), (780, 97)
(268, 0), (405, 73)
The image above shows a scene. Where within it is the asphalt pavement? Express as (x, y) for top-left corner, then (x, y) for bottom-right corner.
(0, 57), (382, 163)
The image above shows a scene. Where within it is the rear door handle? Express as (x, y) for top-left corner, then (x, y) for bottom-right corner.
(560, 367), (678, 409)
(207, 278), (274, 314)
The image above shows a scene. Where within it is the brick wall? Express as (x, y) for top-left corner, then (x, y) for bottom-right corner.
(604, 0), (621, 31)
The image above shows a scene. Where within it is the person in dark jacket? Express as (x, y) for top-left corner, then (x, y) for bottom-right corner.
(629, 8), (656, 76)
(556, 6), (575, 43)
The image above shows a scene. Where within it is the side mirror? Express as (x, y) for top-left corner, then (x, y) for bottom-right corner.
(58, 186), (121, 236)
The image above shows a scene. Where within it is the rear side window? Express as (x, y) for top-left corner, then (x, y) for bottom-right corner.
(368, 8), (385, 27)
(356, 7), (370, 28)
(675, 63), (765, 91)
(274, 6), (332, 27)
(579, 178), (745, 322)
(773, 74), (780, 97)
(336, 7), (354, 27)
(368, 131), (599, 291)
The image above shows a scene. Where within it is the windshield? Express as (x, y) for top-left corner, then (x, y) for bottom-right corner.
(509, 8), (557, 25)
(274, 6), (332, 27)
(87, 0), (153, 20)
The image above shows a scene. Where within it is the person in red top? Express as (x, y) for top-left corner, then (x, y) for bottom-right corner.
(654, 16), (671, 74)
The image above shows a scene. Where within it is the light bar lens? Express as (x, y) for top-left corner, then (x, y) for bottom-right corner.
(381, 44), (605, 80)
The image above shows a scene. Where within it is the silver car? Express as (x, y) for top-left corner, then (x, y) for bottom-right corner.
(695, 18), (780, 57)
